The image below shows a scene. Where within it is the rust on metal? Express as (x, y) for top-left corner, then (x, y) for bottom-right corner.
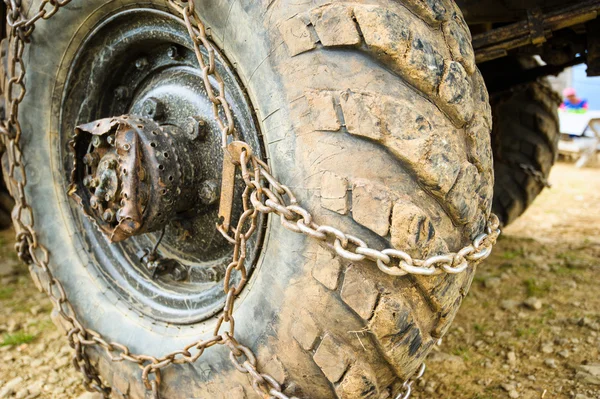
(68, 116), (204, 242)
(217, 141), (252, 232)
(473, 0), (600, 63)
(1, 0), (501, 397)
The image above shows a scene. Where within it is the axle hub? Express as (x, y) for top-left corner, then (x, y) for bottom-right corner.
(69, 116), (204, 242)
(59, 7), (265, 323)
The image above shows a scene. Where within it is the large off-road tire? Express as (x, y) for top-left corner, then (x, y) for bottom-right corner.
(9, 1), (493, 397)
(482, 57), (560, 226)
(0, 177), (13, 229)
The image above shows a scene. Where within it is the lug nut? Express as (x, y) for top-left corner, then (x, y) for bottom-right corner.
(142, 97), (165, 121)
(83, 152), (99, 166)
(90, 196), (99, 209)
(199, 180), (219, 205)
(91, 136), (103, 148)
(184, 116), (207, 141)
(167, 45), (179, 59)
(135, 56), (150, 71)
(103, 209), (115, 223)
(170, 265), (188, 282)
(83, 175), (94, 188)
(114, 86), (129, 101)
(107, 135), (116, 146)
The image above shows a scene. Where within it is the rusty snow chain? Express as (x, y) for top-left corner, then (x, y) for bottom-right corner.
(519, 163), (552, 188)
(215, 140), (500, 277)
(0, 0), (501, 398)
(0, 1), (299, 398)
(394, 363), (426, 399)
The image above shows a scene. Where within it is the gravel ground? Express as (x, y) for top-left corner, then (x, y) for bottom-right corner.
(0, 161), (598, 399)
(0, 227), (86, 399)
(413, 162), (600, 399)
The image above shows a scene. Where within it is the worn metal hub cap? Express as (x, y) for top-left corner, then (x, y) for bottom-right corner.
(60, 8), (265, 324)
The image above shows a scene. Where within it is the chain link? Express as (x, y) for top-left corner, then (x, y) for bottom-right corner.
(394, 363), (426, 399)
(519, 163), (552, 188)
(0, 0), (501, 398)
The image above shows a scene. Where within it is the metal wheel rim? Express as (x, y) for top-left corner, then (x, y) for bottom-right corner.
(56, 6), (266, 324)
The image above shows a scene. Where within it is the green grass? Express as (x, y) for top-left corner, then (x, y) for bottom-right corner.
(452, 346), (471, 361)
(524, 278), (551, 297)
(473, 275), (486, 285)
(518, 261), (536, 270)
(502, 249), (524, 259)
(557, 251), (594, 268)
(498, 262), (515, 270)
(27, 318), (54, 334)
(543, 307), (556, 319)
(551, 263), (576, 275)
(516, 326), (538, 337)
(1, 331), (36, 346)
(0, 287), (15, 300)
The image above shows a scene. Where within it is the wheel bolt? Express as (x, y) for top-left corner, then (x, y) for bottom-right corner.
(107, 135), (116, 146)
(199, 180), (219, 205)
(167, 45), (179, 59)
(170, 264), (188, 281)
(135, 56), (149, 71)
(91, 136), (103, 148)
(83, 152), (99, 166)
(103, 209), (115, 223)
(142, 97), (165, 121)
(90, 196), (99, 209)
(183, 116), (207, 141)
(83, 175), (94, 188)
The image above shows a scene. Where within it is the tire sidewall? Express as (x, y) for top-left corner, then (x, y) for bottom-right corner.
(14, 0), (495, 397)
(19, 0), (304, 386)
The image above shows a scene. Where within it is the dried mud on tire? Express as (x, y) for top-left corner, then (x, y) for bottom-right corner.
(5, 164), (599, 399)
(9, 0), (493, 397)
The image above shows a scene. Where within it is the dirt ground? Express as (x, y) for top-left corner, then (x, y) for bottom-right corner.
(0, 226), (86, 399)
(414, 162), (600, 399)
(0, 161), (599, 399)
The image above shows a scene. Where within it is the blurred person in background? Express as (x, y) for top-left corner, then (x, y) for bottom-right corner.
(560, 87), (588, 113)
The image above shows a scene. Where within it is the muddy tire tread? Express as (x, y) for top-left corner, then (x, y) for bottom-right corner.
(16, 1), (493, 398)
(279, 1), (492, 397)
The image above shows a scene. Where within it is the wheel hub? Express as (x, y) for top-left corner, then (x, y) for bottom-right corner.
(70, 116), (205, 242)
(59, 7), (265, 324)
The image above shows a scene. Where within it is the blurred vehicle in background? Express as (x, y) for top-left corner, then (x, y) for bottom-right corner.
(558, 113), (600, 167)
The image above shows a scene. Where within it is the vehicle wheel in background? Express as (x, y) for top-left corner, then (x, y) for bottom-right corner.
(481, 56), (561, 226)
